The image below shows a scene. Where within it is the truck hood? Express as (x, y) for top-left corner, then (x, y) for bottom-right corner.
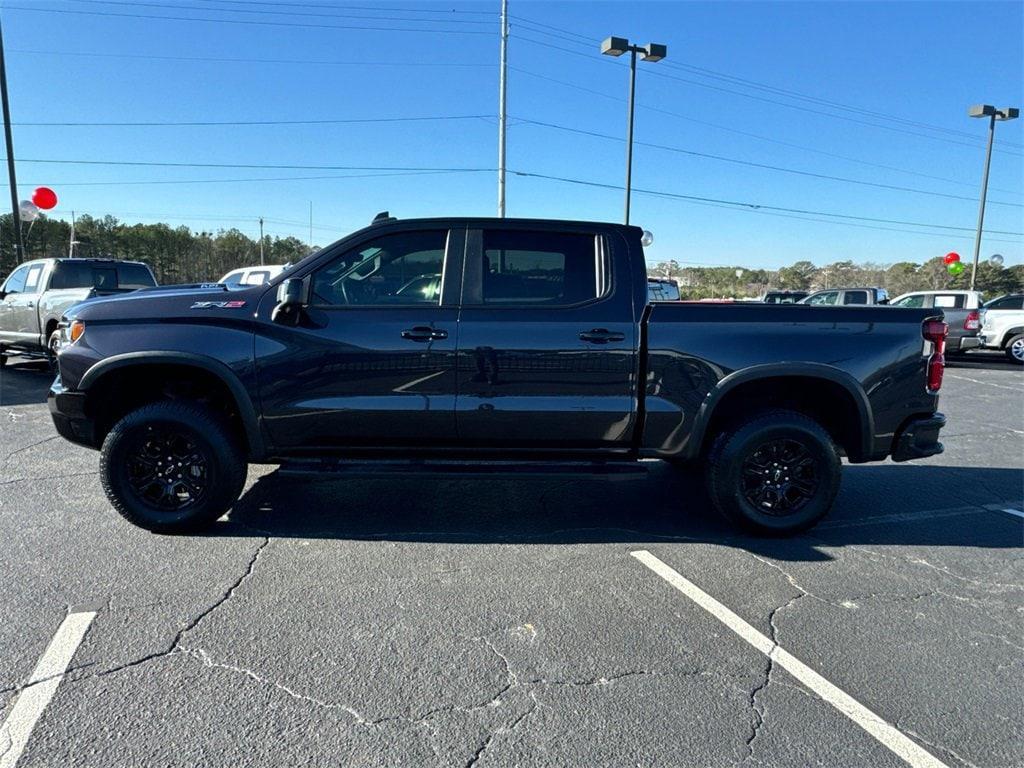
(65, 283), (268, 323)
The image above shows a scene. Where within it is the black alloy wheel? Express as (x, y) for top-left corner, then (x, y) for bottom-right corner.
(125, 429), (211, 511)
(740, 438), (820, 516)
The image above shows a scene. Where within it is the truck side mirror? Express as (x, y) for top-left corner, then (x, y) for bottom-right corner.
(271, 277), (309, 325)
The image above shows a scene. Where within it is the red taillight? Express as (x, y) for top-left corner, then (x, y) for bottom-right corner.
(927, 353), (945, 392)
(923, 319), (948, 393)
(964, 310), (980, 331)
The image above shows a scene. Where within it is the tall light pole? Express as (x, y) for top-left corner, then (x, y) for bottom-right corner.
(497, 0), (508, 217)
(968, 104), (1019, 289)
(601, 36), (667, 225)
(258, 216), (264, 266)
(0, 17), (25, 264)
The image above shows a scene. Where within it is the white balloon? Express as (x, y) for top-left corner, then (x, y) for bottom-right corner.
(18, 200), (39, 222)
(640, 230), (654, 247)
(989, 254), (1004, 267)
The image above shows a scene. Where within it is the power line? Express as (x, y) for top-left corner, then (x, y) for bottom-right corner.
(9, 47), (494, 68)
(7, 157), (495, 172)
(14, 114), (495, 127)
(509, 66), (1021, 195)
(511, 116), (1022, 208)
(192, 0), (496, 15)
(2, 4), (496, 35)
(510, 13), (1024, 150)
(508, 169), (1024, 237)
(511, 34), (1024, 157)
(65, 0), (498, 25)
(25, 169), (485, 187)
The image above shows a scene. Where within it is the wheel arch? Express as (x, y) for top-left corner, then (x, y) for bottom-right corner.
(79, 351), (266, 460)
(689, 363), (874, 462)
(1000, 326), (1023, 346)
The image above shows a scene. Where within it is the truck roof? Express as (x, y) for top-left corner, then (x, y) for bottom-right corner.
(367, 215), (641, 233)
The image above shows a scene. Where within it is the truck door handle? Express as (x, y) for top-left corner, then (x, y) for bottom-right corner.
(401, 326), (447, 342)
(579, 328), (624, 344)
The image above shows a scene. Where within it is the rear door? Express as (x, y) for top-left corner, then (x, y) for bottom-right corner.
(256, 226), (463, 450)
(454, 224), (638, 449)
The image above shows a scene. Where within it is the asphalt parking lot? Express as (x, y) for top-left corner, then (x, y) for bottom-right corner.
(0, 354), (1021, 768)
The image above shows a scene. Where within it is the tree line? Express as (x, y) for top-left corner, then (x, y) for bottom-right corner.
(649, 258), (1023, 300)
(1, 213), (1020, 298)
(0, 214), (315, 285)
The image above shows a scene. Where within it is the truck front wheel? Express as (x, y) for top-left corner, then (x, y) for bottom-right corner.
(100, 401), (247, 533)
(706, 410), (841, 535)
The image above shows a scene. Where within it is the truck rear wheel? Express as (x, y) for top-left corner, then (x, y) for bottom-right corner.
(706, 410), (840, 535)
(100, 401), (247, 533)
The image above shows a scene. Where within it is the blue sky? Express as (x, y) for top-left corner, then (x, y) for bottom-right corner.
(1, 0), (1022, 268)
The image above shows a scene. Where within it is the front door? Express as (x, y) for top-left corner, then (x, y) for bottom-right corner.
(0, 263), (44, 348)
(454, 225), (638, 450)
(256, 227), (463, 451)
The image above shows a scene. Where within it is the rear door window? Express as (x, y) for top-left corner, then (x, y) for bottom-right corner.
(23, 264), (44, 292)
(934, 294), (965, 309)
(479, 230), (603, 305)
(842, 290), (868, 305)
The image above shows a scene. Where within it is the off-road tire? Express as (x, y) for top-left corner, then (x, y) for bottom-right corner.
(705, 409), (841, 535)
(100, 401), (246, 533)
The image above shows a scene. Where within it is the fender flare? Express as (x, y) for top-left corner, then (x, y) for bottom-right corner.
(1000, 326), (1023, 346)
(79, 351), (266, 460)
(686, 362), (874, 461)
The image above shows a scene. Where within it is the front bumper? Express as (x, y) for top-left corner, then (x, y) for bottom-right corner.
(891, 412), (945, 462)
(48, 379), (98, 449)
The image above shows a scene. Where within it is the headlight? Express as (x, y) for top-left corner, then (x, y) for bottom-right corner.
(69, 320), (85, 343)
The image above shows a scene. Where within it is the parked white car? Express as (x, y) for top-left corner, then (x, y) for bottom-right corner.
(218, 265), (286, 287)
(978, 293), (1024, 364)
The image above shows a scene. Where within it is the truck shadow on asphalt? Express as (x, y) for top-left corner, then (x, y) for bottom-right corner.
(0, 359), (53, 407)
(220, 462), (1022, 562)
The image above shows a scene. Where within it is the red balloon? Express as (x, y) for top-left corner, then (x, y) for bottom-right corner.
(943, 252), (960, 265)
(31, 187), (57, 210)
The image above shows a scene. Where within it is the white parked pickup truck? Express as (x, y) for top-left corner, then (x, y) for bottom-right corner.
(978, 293), (1024, 364)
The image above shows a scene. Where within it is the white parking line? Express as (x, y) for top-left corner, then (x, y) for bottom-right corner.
(631, 551), (949, 768)
(0, 611), (96, 768)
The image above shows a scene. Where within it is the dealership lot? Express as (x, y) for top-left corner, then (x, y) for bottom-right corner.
(0, 356), (1021, 768)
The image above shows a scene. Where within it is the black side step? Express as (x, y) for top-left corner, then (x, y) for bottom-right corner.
(278, 458), (653, 481)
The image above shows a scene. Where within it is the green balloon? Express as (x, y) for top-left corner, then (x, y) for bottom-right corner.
(948, 261), (965, 275)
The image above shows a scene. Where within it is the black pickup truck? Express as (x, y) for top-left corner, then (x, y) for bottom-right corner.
(48, 216), (947, 535)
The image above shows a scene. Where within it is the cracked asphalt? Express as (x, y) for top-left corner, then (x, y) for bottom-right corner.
(0, 353), (1021, 767)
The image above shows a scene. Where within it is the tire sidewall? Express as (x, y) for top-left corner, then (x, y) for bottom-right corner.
(101, 403), (244, 532)
(713, 415), (840, 534)
(1006, 334), (1024, 365)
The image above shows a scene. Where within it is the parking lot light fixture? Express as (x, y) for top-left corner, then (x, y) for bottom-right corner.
(968, 104), (1019, 289)
(601, 36), (668, 225)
